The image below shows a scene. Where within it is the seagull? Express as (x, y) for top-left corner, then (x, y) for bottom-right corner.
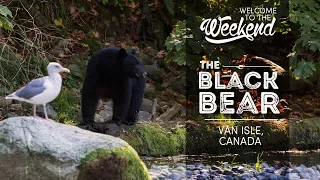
(5, 62), (70, 120)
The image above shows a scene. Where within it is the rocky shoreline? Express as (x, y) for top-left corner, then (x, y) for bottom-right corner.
(149, 162), (320, 180)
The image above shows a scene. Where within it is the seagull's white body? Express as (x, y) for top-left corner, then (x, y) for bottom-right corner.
(5, 62), (70, 120)
(9, 75), (62, 105)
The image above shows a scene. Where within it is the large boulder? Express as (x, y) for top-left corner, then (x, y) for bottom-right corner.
(0, 117), (150, 180)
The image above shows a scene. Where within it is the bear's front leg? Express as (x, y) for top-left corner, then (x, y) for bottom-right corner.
(125, 76), (146, 125)
(111, 78), (132, 125)
(81, 75), (99, 125)
(81, 95), (99, 123)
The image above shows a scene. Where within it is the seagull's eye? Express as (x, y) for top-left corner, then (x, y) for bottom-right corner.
(55, 65), (59, 68)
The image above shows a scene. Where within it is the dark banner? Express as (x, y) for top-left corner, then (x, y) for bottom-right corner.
(186, 0), (291, 166)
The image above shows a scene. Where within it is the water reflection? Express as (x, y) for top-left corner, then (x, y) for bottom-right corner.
(143, 151), (320, 167)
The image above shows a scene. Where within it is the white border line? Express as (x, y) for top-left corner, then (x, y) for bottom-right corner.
(205, 119), (283, 121)
(223, 66), (272, 68)
(204, 64), (281, 122)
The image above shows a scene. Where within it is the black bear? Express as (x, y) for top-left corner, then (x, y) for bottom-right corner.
(81, 47), (146, 127)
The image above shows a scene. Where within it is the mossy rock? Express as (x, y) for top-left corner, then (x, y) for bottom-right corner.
(79, 146), (150, 180)
(120, 124), (186, 156)
(0, 117), (150, 180)
(143, 86), (157, 100)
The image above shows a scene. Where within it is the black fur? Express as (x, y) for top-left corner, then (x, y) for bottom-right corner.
(81, 47), (145, 125)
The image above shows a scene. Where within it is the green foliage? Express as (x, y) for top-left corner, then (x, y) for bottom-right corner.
(165, 20), (188, 66)
(163, 0), (175, 15)
(164, 13), (247, 68)
(0, 50), (48, 92)
(57, 112), (77, 126)
(53, 88), (81, 124)
(64, 55), (87, 89)
(101, 0), (134, 8)
(290, 117), (320, 149)
(289, 0), (320, 79)
(292, 60), (316, 79)
(255, 152), (263, 172)
(0, 5), (13, 30)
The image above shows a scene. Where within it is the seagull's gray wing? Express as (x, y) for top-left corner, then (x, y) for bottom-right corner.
(15, 78), (46, 99)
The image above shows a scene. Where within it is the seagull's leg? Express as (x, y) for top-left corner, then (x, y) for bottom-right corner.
(33, 105), (42, 120)
(33, 104), (37, 117)
(43, 104), (49, 120)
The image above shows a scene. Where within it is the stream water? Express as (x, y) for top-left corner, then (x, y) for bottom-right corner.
(143, 151), (320, 168)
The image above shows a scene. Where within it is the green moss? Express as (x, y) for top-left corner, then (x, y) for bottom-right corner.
(79, 146), (150, 180)
(121, 124), (186, 156)
(290, 118), (320, 149)
(118, 118), (320, 156)
(186, 121), (290, 154)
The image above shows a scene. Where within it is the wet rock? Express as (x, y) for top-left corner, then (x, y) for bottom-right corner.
(167, 173), (182, 180)
(262, 162), (270, 169)
(150, 162), (320, 180)
(144, 65), (163, 82)
(169, 75), (186, 94)
(223, 163), (231, 169)
(104, 98), (154, 113)
(139, 111), (152, 121)
(0, 117), (149, 179)
(256, 175), (266, 180)
(289, 78), (314, 92)
(102, 123), (122, 136)
(267, 173), (277, 180)
(136, 52), (153, 65)
(144, 86), (157, 100)
(265, 167), (275, 173)
(98, 101), (152, 122)
(223, 170), (233, 176)
(141, 98), (154, 112)
(290, 104), (303, 112)
(37, 104), (57, 119)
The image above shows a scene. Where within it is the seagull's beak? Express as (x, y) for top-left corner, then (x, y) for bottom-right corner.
(61, 68), (70, 73)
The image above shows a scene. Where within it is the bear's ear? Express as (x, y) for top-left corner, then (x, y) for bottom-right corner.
(118, 48), (127, 59)
(131, 49), (136, 55)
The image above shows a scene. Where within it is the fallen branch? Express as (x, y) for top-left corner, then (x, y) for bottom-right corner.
(156, 103), (182, 121)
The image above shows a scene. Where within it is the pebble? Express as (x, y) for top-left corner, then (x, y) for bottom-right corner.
(148, 162), (320, 180)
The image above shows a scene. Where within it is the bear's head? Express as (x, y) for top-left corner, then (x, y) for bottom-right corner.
(117, 48), (145, 78)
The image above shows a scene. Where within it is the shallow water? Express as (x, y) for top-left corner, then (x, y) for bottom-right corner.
(143, 151), (320, 167)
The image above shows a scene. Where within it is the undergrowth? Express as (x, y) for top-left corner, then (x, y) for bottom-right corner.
(53, 88), (81, 125)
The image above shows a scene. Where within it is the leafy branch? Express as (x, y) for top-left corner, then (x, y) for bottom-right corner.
(0, 5), (13, 30)
(289, 0), (320, 79)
